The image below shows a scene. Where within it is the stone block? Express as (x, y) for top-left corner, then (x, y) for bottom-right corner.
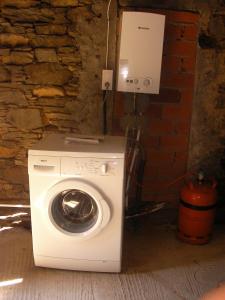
(38, 97), (66, 107)
(0, 0), (38, 8)
(3, 166), (28, 185)
(64, 85), (78, 96)
(57, 47), (74, 53)
(35, 48), (58, 62)
(33, 87), (65, 97)
(30, 35), (74, 47)
(0, 66), (10, 82)
(24, 63), (73, 85)
(1, 8), (54, 23)
(0, 88), (28, 106)
(0, 49), (10, 56)
(0, 33), (29, 47)
(65, 100), (81, 113)
(10, 66), (26, 83)
(2, 51), (33, 65)
(67, 7), (93, 23)
(51, 0), (79, 7)
(0, 146), (17, 158)
(81, 0), (93, 4)
(0, 22), (25, 34)
(35, 24), (67, 35)
(7, 108), (43, 130)
(58, 52), (81, 64)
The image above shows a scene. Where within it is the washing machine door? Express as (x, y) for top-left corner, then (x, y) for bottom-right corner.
(46, 180), (110, 238)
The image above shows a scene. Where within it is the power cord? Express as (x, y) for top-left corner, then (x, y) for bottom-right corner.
(105, 0), (112, 69)
(102, 86), (110, 135)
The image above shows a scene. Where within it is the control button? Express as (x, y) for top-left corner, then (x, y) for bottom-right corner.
(134, 78), (139, 84)
(101, 164), (107, 175)
(143, 78), (151, 86)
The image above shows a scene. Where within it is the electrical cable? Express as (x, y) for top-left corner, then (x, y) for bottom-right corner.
(105, 0), (112, 69)
(0, 204), (30, 208)
(102, 0), (113, 134)
(102, 89), (110, 134)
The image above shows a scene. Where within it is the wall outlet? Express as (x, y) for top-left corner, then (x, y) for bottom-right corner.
(102, 69), (113, 90)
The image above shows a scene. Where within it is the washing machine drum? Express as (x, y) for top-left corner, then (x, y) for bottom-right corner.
(51, 189), (98, 233)
(47, 180), (110, 236)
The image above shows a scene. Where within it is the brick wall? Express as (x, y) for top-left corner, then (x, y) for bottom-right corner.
(113, 10), (199, 205)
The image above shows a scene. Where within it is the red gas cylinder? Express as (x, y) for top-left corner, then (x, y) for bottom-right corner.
(178, 173), (217, 245)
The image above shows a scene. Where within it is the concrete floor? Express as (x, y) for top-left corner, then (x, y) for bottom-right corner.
(0, 219), (225, 300)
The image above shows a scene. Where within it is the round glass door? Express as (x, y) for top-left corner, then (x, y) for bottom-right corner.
(50, 189), (98, 233)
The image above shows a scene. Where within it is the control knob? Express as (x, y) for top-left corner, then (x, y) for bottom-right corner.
(101, 163), (107, 175)
(143, 78), (151, 87)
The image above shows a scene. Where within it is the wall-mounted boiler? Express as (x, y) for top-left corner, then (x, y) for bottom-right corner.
(117, 11), (165, 94)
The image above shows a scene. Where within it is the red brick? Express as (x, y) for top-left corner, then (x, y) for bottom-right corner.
(142, 135), (160, 149)
(143, 182), (183, 199)
(148, 119), (174, 135)
(162, 90), (194, 121)
(148, 156), (187, 175)
(146, 150), (175, 167)
(162, 55), (181, 72)
(164, 40), (197, 57)
(174, 120), (190, 135)
(181, 88), (194, 102)
(163, 55), (196, 73)
(144, 9), (199, 24)
(142, 176), (183, 187)
(141, 180), (170, 192)
(159, 165), (188, 181)
(180, 56), (196, 73)
(148, 88), (181, 103)
(112, 117), (123, 135)
(165, 23), (198, 41)
(142, 177), (182, 194)
(165, 11), (199, 24)
(156, 193), (180, 205)
(162, 104), (192, 120)
(161, 73), (195, 89)
(143, 165), (159, 179)
(184, 24), (199, 41)
(113, 93), (124, 117)
(161, 135), (189, 150)
(146, 103), (162, 118)
(157, 161), (188, 190)
(146, 150), (174, 160)
(141, 192), (159, 202)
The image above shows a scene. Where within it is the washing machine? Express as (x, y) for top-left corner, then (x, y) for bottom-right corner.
(28, 134), (126, 273)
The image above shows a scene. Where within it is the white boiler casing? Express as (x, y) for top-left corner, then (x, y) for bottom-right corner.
(117, 11), (165, 94)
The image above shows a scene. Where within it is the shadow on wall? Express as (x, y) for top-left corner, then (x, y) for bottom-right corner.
(191, 146), (225, 223)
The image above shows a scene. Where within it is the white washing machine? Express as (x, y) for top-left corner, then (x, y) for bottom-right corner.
(28, 134), (126, 273)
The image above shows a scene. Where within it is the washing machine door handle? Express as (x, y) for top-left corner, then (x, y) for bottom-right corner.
(100, 198), (111, 230)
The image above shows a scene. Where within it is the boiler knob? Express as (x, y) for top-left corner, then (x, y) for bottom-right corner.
(143, 78), (151, 86)
(101, 163), (107, 175)
(134, 78), (139, 84)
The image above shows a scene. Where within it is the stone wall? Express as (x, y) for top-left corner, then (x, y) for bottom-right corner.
(0, 0), (117, 203)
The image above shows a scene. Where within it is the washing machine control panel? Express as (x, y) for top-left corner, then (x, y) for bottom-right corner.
(61, 157), (121, 176)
